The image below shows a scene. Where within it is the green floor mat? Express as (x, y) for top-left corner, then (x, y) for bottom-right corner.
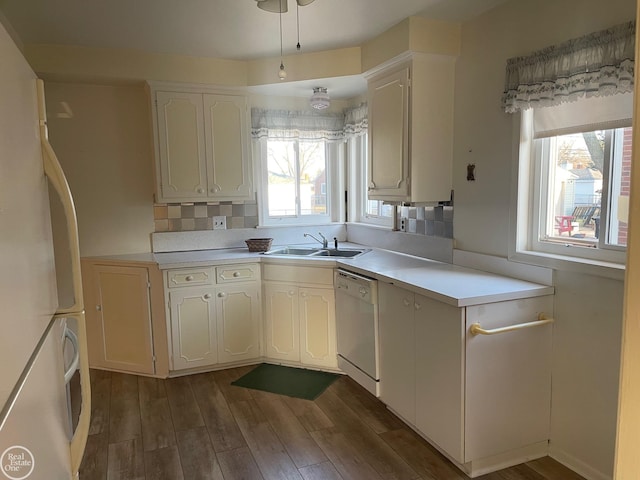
(231, 363), (339, 400)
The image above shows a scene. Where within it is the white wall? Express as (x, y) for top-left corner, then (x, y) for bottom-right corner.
(45, 82), (156, 257)
(453, 0), (635, 478)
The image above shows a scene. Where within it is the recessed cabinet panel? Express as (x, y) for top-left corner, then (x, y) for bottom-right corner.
(378, 282), (415, 423)
(91, 265), (155, 375)
(264, 284), (300, 361)
(414, 294), (464, 463)
(151, 85), (253, 203)
(299, 287), (337, 368)
(368, 68), (409, 199)
(366, 55), (455, 203)
(216, 285), (261, 363)
(169, 287), (217, 369)
(156, 91), (207, 200)
(204, 95), (252, 199)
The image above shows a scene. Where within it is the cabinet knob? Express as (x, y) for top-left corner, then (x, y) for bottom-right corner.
(197, 187), (205, 194)
(185, 275), (194, 281)
(203, 293), (212, 299)
(359, 287), (368, 296)
(403, 298), (411, 307)
(233, 271), (240, 277)
(218, 292), (226, 298)
(289, 290), (296, 296)
(96, 305), (102, 311)
(301, 292), (307, 298)
(415, 303), (422, 311)
(211, 186), (220, 193)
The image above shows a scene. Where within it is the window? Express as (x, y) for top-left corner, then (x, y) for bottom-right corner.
(347, 132), (393, 226)
(262, 138), (330, 223)
(536, 128), (630, 249)
(515, 94), (632, 265)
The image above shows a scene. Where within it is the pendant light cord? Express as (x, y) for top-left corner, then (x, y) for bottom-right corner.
(279, 0), (284, 60)
(296, 3), (301, 50)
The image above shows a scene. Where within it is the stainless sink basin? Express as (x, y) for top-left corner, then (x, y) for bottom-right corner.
(311, 249), (364, 258)
(263, 247), (368, 258)
(264, 247), (318, 256)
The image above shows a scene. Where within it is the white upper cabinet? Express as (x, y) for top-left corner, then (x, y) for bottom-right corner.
(150, 84), (253, 203)
(366, 53), (456, 203)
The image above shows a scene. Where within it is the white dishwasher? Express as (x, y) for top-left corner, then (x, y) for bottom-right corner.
(335, 269), (380, 396)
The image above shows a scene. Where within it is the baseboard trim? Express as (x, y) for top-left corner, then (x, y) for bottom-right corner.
(549, 446), (612, 480)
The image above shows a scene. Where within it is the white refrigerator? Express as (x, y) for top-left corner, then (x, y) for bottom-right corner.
(0, 19), (91, 480)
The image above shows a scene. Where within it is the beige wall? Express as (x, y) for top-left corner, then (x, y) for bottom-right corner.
(453, 0), (635, 477)
(45, 82), (155, 257)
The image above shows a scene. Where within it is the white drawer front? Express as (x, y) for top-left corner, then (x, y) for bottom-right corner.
(262, 264), (333, 286)
(166, 267), (214, 288)
(216, 263), (259, 283)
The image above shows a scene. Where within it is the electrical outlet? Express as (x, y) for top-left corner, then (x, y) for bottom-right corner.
(212, 216), (227, 230)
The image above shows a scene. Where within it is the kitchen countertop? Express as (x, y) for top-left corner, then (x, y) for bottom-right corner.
(90, 244), (553, 308)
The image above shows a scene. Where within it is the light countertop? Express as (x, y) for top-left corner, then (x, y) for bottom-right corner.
(87, 244), (553, 307)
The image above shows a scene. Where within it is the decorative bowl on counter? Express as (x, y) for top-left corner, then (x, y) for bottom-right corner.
(245, 238), (273, 252)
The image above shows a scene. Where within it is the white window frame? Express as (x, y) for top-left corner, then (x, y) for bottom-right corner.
(347, 133), (393, 227)
(510, 109), (628, 275)
(255, 137), (341, 227)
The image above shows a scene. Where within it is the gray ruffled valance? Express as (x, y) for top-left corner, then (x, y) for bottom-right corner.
(251, 103), (368, 141)
(502, 21), (635, 113)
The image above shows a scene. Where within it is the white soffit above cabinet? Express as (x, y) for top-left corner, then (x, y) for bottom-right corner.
(0, 0), (509, 61)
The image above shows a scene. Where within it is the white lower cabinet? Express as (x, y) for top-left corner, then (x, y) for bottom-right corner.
(216, 283), (261, 364)
(165, 263), (261, 371)
(379, 282), (553, 477)
(299, 287), (336, 368)
(169, 286), (217, 370)
(263, 264), (337, 369)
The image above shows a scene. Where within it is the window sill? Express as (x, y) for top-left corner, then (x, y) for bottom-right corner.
(509, 249), (625, 281)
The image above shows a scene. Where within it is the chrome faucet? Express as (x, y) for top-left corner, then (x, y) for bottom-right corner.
(304, 232), (328, 248)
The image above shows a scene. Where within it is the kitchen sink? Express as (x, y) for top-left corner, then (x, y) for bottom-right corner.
(311, 249), (364, 257)
(263, 247), (369, 258)
(263, 247), (318, 256)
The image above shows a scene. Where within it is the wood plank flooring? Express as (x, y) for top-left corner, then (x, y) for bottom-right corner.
(80, 366), (585, 480)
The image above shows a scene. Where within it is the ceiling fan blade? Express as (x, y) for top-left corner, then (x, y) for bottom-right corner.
(296, 0), (315, 5)
(256, 0), (288, 13)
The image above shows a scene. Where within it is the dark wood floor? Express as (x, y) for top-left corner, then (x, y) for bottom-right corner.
(79, 365), (585, 480)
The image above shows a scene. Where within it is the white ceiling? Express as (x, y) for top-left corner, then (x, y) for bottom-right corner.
(0, 0), (509, 98)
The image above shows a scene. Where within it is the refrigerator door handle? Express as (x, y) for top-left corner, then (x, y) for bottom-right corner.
(37, 79), (91, 479)
(63, 327), (80, 385)
(37, 80), (84, 316)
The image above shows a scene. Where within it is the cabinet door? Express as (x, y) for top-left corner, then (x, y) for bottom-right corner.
(169, 286), (217, 370)
(299, 287), (337, 368)
(464, 296), (553, 462)
(203, 94), (252, 200)
(414, 294), (465, 463)
(155, 91), (208, 201)
(89, 264), (154, 375)
(263, 283), (300, 361)
(368, 67), (410, 201)
(378, 282), (415, 423)
(216, 283), (261, 364)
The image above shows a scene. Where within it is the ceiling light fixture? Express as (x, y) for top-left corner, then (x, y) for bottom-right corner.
(256, 0), (315, 14)
(310, 87), (330, 110)
(255, 0), (316, 79)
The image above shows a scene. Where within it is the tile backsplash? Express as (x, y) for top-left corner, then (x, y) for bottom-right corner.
(154, 201), (453, 239)
(154, 199), (258, 232)
(397, 206), (454, 238)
